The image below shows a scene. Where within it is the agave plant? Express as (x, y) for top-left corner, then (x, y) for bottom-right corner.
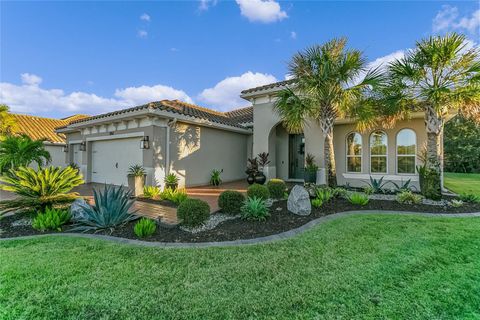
(0, 166), (84, 213)
(71, 184), (137, 233)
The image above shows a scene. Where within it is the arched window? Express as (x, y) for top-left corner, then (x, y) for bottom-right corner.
(397, 129), (416, 174)
(370, 130), (388, 173)
(346, 132), (362, 173)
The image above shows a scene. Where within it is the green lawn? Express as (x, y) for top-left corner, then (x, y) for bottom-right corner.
(2, 214), (480, 319)
(444, 172), (480, 195)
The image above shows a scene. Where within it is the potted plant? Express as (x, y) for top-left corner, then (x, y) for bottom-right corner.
(255, 152), (270, 185)
(164, 172), (179, 190)
(304, 153), (318, 184)
(210, 169), (223, 186)
(127, 164), (146, 197)
(245, 157), (259, 185)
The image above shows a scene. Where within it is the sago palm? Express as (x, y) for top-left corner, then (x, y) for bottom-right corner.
(0, 166), (84, 213)
(0, 134), (51, 172)
(274, 38), (383, 187)
(382, 33), (480, 194)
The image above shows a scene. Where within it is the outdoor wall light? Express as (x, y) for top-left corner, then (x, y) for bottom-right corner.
(140, 136), (150, 149)
(62, 144), (69, 153)
(79, 141), (86, 151)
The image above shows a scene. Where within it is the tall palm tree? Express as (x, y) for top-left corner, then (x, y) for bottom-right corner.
(0, 134), (51, 173)
(381, 33), (480, 194)
(274, 38), (383, 187)
(0, 105), (17, 138)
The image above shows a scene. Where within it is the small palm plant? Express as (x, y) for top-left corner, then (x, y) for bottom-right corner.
(0, 166), (84, 214)
(164, 173), (179, 190)
(0, 134), (51, 173)
(210, 169), (223, 186)
(71, 184), (137, 233)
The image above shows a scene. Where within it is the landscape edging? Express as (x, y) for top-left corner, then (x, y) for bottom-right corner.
(1, 210), (480, 248)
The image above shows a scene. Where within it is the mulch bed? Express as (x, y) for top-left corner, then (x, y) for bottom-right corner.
(1, 197), (480, 243)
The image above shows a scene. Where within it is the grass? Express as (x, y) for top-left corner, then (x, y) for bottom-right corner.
(444, 172), (480, 196)
(1, 213), (480, 319)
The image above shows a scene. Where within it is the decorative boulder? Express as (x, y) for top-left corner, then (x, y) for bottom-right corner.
(287, 185), (311, 216)
(70, 197), (88, 221)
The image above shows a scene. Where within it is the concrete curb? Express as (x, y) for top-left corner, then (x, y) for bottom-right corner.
(1, 210), (480, 248)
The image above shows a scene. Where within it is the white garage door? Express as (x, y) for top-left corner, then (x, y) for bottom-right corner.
(91, 137), (143, 185)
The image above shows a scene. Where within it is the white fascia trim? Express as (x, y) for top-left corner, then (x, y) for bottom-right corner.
(43, 142), (66, 146)
(342, 173), (419, 182)
(68, 140), (83, 144)
(85, 132), (144, 142)
(240, 85), (292, 101)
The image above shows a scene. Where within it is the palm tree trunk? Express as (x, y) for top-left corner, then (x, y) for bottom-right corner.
(320, 114), (337, 188)
(424, 106), (444, 198)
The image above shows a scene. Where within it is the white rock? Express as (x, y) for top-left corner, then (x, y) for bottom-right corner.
(287, 185), (311, 216)
(70, 198), (89, 221)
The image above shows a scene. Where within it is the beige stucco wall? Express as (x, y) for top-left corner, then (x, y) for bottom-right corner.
(44, 144), (67, 167)
(250, 97), (428, 189)
(169, 122), (250, 187)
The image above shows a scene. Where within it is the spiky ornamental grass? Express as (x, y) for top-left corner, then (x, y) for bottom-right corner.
(71, 184), (137, 233)
(0, 166), (83, 214)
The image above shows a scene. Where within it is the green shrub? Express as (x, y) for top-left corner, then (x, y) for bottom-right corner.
(267, 179), (286, 199)
(332, 187), (347, 198)
(396, 190), (423, 204)
(247, 184), (270, 200)
(315, 188), (334, 203)
(241, 197), (270, 221)
(177, 198), (210, 227)
(417, 165), (442, 200)
(459, 193), (480, 203)
(210, 169), (222, 186)
(164, 173), (179, 189)
(128, 164), (146, 177)
(218, 190), (245, 215)
(449, 199), (464, 208)
(366, 176), (389, 194)
(71, 185), (136, 232)
(0, 166), (84, 214)
(134, 218), (156, 238)
(311, 198), (323, 208)
(347, 193), (369, 206)
(32, 207), (71, 232)
(143, 186), (160, 199)
(161, 188), (188, 205)
(363, 186), (374, 196)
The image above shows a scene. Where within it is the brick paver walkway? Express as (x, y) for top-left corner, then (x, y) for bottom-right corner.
(186, 180), (248, 212)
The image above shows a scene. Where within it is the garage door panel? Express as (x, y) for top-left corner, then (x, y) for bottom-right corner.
(91, 138), (143, 185)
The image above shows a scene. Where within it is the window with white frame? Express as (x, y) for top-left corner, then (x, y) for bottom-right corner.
(397, 129), (416, 174)
(346, 132), (362, 173)
(370, 130), (387, 173)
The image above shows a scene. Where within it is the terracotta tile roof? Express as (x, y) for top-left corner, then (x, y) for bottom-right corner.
(11, 114), (89, 143)
(65, 100), (253, 129)
(241, 79), (295, 95)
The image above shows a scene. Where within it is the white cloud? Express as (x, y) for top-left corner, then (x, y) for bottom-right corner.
(433, 6), (480, 34)
(0, 74), (194, 116)
(138, 30), (148, 38)
(290, 31), (297, 40)
(235, 0), (287, 23)
(21, 73), (42, 86)
(199, 0), (217, 11)
(367, 50), (406, 71)
(114, 85), (193, 105)
(140, 13), (151, 22)
(198, 71), (277, 110)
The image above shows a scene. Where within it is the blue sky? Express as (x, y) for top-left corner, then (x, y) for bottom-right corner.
(1, 0), (479, 118)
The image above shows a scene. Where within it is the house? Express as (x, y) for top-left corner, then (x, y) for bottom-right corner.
(10, 114), (89, 167)
(57, 80), (440, 190)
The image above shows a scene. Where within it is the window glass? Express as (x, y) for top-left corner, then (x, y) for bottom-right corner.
(370, 131), (387, 173)
(346, 132), (362, 173)
(397, 129), (416, 174)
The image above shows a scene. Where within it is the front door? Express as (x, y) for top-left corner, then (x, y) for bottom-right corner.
(289, 134), (305, 179)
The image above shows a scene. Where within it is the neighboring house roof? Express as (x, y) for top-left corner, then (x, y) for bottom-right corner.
(241, 79), (295, 95)
(62, 100), (253, 129)
(11, 114), (89, 144)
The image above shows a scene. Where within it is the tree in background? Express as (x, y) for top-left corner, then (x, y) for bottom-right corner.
(0, 105), (17, 138)
(0, 134), (51, 173)
(274, 38), (383, 187)
(444, 115), (480, 173)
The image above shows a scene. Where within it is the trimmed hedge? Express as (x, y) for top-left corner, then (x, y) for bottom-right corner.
(247, 183), (270, 200)
(177, 198), (210, 227)
(267, 179), (286, 199)
(218, 190), (245, 215)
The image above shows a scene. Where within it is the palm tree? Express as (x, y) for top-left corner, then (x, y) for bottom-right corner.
(0, 134), (51, 173)
(0, 105), (17, 138)
(274, 38), (383, 187)
(381, 33), (480, 195)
